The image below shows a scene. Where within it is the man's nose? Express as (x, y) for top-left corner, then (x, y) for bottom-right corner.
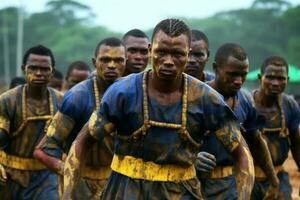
(108, 61), (116, 69)
(163, 54), (175, 66)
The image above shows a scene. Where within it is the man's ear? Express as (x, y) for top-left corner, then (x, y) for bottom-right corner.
(92, 57), (96, 68)
(257, 73), (262, 84)
(21, 64), (26, 74)
(148, 45), (152, 60)
(212, 62), (218, 73)
(188, 47), (192, 57)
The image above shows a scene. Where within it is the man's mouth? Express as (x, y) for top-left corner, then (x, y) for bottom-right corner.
(104, 71), (118, 78)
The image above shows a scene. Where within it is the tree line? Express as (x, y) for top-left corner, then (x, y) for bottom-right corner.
(1, 0), (299, 82)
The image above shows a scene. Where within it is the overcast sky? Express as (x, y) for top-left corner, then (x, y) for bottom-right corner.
(1, 0), (299, 32)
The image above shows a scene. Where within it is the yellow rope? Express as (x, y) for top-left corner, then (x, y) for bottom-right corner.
(93, 77), (100, 111)
(254, 91), (288, 138)
(12, 85), (55, 136)
(117, 71), (201, 148)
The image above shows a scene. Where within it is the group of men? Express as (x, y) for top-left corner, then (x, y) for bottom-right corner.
(0, 18), (299, 200)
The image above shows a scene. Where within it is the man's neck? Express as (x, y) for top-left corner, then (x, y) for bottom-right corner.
(150, 71), (182, 94)
(96, 76), (113, 94)
(209, 80), (232, 100)
(256, 89), (279, 107)
(197, 72), (205, 82)
(148, 71), (183, 105)
(26, 84), (48, 100)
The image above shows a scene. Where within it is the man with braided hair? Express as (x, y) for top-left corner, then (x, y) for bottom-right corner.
(34, 38), (126, 199)
(0, 45), (62, 199)
(196, 43), (280, 199)
(251, 56), (300, 200)
(184, 29), (214, 82)
(62, 19), (254, 200)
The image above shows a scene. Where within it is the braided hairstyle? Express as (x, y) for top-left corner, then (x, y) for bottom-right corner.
(151, 19), (191, 46)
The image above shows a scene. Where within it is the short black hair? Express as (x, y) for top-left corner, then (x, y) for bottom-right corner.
(122, 29), (148, 44)
(260, 56), (288, 74)
(191, 29), (209, 47)
(52, 69), (63, 80)
(9, 76), (26, 89)
(94, 37), (123, 57)
(22, 45), (55, 67)
(214, 43), (247, 67)
(152, 18), (191, 46)
(66, 61), (91, 79)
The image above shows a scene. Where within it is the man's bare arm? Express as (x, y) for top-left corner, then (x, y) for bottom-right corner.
(0, 130), (8, 183)
(62, 123), (95, 200)
(34, 136), (64, 174)
(215, 122), (254, 199)
(34, 112), (75, 174)
(231, 136), (255, 200)
(245, 131), (279, 199)
(290, 127), (300, 170)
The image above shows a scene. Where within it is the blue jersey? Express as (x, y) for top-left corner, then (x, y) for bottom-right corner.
(90, 71), (241, 167)
(254, 93), (300, 165)
(200, 89), (259, 166)
(203, 71), (215, 82)
(41, 77), (113, 166)
(0, 85), (62, 199)
(89, 71), (243, 199)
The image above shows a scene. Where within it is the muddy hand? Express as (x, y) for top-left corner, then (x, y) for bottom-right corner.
(0, 164), (7, 185)
(196, 151), (216, 172)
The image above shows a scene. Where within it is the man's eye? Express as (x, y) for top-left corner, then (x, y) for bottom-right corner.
(114, 58), (124, 63)
(173, 51), (185, 57)
(128, 49), (138, 53)
(140, 50), (148, 55)
(194, 52), (204, 57)
(100, 58), (111, 63)
(157, 50), (166, 56)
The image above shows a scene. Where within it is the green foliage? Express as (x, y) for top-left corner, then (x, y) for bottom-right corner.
(0, 0), (299, 82)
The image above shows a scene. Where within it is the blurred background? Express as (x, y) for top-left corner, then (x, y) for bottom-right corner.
(0, 0), (300, 93)
(1, 0), (300, 197)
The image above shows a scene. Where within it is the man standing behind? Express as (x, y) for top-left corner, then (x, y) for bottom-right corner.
(48, 69), (63, 91)
(34, 38), (126, 199)
(196, 43), (280, 199)
(184, 29), (214, 82)
(122, 29), (149, 76)
(62, 60), (91, 92)
(62, 19), (254, 200)
(0, 45), (62, 199)
(251, 56), (300, 199)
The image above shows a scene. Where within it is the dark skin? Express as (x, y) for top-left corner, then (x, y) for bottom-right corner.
(34, 44), (126, 175)
(184, 39), (209, 81)
(255, 65), (300, 193)
(123, 36), (149, 76)
(63, 69), (90, 91)
(48, 78), (63, 91)
(198, 56), (280, 199)
(0, 53), (54, 183)
(62, 31), (254, 200)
